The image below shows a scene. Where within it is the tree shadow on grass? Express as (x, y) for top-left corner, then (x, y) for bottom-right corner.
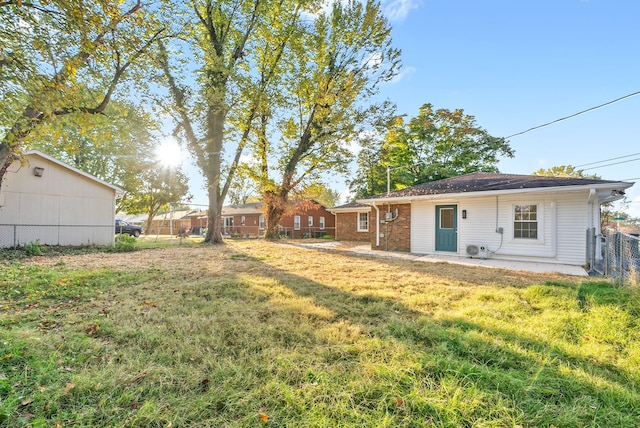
(229, 246), (640, 427)
(280, 240), (582, 288)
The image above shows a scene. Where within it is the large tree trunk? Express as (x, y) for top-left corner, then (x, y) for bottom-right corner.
(263, 190), (289, 240)
(203, 96), (226, 244)
(205, 185), (224, 244)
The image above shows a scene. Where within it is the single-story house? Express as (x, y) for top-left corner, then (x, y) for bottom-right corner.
(336, 172), (634, 268)
(144, 210), (195, 236)
(189, 200), (337, 238)
(329, 202), (372, 242)
(279, 199), (336, 238)
(221, 202), (264, 237)
(0, 150), (121, 247)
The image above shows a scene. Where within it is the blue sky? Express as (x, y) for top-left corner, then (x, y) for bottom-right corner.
(183, 0), (640, 217)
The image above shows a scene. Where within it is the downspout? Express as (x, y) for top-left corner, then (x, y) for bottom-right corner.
(373, 202), (380, 247)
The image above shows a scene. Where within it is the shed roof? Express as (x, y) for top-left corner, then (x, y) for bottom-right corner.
(24, 150), (122, 193)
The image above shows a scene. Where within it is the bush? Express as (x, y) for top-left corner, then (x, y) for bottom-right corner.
(23, 240), (43, 256)
(111, 234), (137, 252)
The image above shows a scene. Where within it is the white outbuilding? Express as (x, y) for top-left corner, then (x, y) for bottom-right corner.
(0, 150), (121, 248)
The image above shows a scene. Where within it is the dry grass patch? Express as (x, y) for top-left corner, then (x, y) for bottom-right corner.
(1, 240), (638, 427)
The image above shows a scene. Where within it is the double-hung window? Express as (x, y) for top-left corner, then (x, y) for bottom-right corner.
(294, 215), (301, 230)
(514, 204), (538, 239)
(308, 216), (313, 227)
(319, 216), (325, 230)
(357, 212), (369, 232)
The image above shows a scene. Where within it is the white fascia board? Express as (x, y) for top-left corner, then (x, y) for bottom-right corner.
(24, 150), (123, 193)
(329, 207), (371, 214)
(356, 181), (635, 205)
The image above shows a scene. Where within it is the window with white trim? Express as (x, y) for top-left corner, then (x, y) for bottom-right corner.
(294, 215), (301, 230)
(224, 217), (234, 227)
(259, 215), (265, 229)
(308, 216), (313, 227)
(319, 216), (325, 230)
(357, 212), (369, 232)
(514, 204), (538, 239)
(241, 216), (246, 226)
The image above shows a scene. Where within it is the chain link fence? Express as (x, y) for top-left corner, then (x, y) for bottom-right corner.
(600, 228), (640, 286)
(0, 224), (115, 248)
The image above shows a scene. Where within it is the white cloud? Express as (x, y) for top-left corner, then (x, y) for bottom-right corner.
(339, 188), (354, 205)
(389, 66), (416, 84)
(383, 0), (420, 21)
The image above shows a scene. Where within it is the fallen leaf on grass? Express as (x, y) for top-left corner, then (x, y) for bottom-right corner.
(259, 413), (269, 424)
(20, 398), (33, 406)
(131, 371), (147, 383)
(87, 324), (100, 336)
(63, 382), (75, 395)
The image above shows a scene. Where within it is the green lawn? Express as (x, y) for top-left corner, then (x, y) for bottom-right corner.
(1, 241), (639, 427)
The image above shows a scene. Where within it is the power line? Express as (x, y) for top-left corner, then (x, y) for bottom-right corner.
(575, 152), (640, 168)
(582, 156), (640, 171)
(505, 91), (640, 139)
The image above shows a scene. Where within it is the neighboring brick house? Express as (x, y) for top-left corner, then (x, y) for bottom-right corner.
(279, 199), (336, 239)
(144, 210), (193, 235)
(186, 210), (208, 235)
(221, 202), (264, 237)
(328, 202), (372, 242)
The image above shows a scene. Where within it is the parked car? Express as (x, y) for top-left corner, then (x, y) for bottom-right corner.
(115, 219), (142, 237)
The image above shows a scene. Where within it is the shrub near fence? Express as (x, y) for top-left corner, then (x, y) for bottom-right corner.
(604, 228), (640, 286)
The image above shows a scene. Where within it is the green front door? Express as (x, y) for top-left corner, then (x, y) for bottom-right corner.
(435, 205), (457, 252)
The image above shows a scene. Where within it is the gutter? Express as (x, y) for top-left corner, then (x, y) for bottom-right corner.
(357, 182), (634, 205)
(373, 202), (380, 247)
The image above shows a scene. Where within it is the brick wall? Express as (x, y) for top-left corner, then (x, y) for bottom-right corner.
(371, 203), (411, 252)
(335, 212), (370, 242)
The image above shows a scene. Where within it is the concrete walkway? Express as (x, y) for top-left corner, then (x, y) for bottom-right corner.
(293, 241), (588, 276)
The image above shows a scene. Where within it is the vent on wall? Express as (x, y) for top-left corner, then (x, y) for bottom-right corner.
(466, 244), (488, 259)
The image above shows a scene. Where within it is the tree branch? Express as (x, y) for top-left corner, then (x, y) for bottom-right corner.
(157, 41), (207, 169)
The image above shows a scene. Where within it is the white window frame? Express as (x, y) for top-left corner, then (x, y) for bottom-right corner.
(259, 215), (265, 229)
(224, 217), (234, 227)
(319, 216), (325, 230)
(357, 212), (369, 232)
(294, 215), (301, 230)
(308, 216), (313, 227)
(241, 215), (246, 226)
(513, 203), (541, 241)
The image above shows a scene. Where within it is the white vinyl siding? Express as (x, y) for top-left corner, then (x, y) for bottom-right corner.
(410, 189), (590, 266)
(514, 204), (538, 239)
(0, 153), (117, 247)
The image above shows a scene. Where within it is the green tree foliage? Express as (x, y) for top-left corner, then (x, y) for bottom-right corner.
(156, 0), (308, 244)
(533, 165), (600, 179)
(0, 0), (164, 189)
(227, 164), (259, 205)
(350, 104), (514, 198)
(28, 102), (158, 211)
(253, 0), (400, 238)
(298, 182), (341, 208)
(120, 167), (192, 234)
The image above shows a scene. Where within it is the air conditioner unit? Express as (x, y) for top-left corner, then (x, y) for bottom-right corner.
(466, 244), (489, 259)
